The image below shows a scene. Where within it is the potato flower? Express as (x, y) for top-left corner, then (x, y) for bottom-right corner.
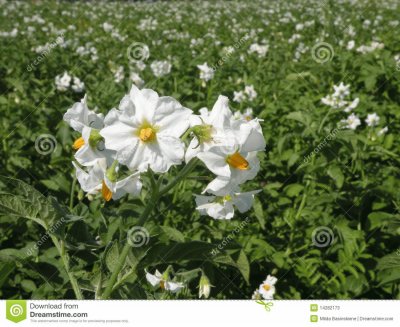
(197, 118), (265, 194)
(64, 96), (113, 166)
(258, 275), (277, 300)
(185, 95), (235, 162)
(72, 158), (142, 201)
(100, 85), (192, 173)
(145, 269), (184, 293)
(195, 189), (260, 220)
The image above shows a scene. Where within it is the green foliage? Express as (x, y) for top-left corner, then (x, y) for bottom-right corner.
(1, 0), (400, 299)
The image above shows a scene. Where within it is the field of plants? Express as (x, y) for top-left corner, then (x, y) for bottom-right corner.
(0, 0), (399, 300)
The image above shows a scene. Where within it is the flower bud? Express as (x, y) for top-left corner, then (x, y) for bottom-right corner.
(88, 129), (103, 148)
(192, 124), (213, 144)
(199, 273), (212, 298)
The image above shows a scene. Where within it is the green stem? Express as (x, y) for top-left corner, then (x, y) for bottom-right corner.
(159, 158), (198, 196)
(51, 236), (83, 299)
(318, 108), (333, 134)
(101, 160), (198, 299)
(102, 186), (159, 299)
(101, 242), (131, 299)
(69, 176), (76, 209)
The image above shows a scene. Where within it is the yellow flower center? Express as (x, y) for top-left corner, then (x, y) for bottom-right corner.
(160, 280), (165, 290)
(262, 283), (271, 291)
(73, 137), (85, 150)
(139, 127), (156, 143)
(226, 152), (249, 170)
(101, 180), (112, 202)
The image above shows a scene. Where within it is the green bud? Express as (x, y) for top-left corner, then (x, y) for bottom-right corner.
(89, 129), (104, 148)
(199, 273), (212, 299)
(192, 124), (213, 144)
(105, 160), (119, 183)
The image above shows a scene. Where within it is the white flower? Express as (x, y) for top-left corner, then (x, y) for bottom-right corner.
(333, 82), (350, 99)
(63, 95), (104, 133)
(55, 71), (71, 91)
(73, 126), (115, 167)
(347, 40), (355, 50)
(196, 112), (265, 194)
(244, 85), (257, 101)
(130, 72), (144, 88)
(72, 159), (142, 201)
(248, 43), (269, 57)
(344, 98), (359, 112)
(258, 275), (277, 300)
(150, 60), (172, 77)
(233, 90), (246, 103)
(145, 270), (184, 293)
(185, 95), (235, 162)
(378, 126), (388, 136)
(341, 113), (361, 130)
(195, 189), (260, 220)
(365, 113), (380, 127)
(114, 66), (124, 84)
(197, 62), (214, 82)
(100, 85), (192, 173)
(71, 76), (85, 93)
(234, 108), (254, 121)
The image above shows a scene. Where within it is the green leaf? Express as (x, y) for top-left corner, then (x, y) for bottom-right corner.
(105, 241), (120, 273)
(327, 165), (344, 189)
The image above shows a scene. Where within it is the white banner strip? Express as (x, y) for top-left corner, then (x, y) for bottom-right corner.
(1, 300), (399, 326)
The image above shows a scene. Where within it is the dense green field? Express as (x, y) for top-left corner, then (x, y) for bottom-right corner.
(0, 0), (399, 300)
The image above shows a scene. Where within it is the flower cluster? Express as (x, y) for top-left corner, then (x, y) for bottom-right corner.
(55, 71), (85, 93)
(321, 83), (388, 135)
(64, 85), (266, 220)
(321, 82), (359, 112)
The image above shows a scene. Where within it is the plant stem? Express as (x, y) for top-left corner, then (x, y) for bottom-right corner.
(159, 158), (198, 196)
(101, 242), (131, 299)
(102, 186), (159, 299)
(69, 176), (76, 210)
(51, 236), (83, 299)
(101, 160), (198, 299)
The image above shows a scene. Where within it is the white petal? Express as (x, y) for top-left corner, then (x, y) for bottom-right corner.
(146, 271), (161, 287)
(233, 190), (261, 213)
(154, 96), (192, 137)
(157, 135), (185, 165)
(100, 122), (137, 152)
(208, 95), (233, 129)
(129, 85), (158, 123)
(197, 147), (231, 177)
(112, 172), (142, 199)
(165, 281), (184, 293)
